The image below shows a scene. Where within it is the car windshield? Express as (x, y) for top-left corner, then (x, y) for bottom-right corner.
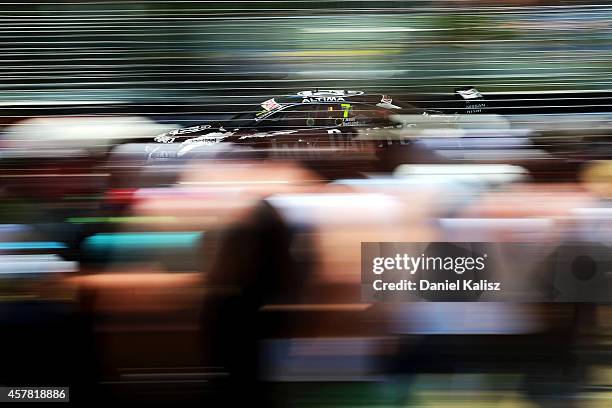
(224, 106), (262, 128)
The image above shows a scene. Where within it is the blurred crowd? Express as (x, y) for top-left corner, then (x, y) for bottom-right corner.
(0, 115), (609, 407)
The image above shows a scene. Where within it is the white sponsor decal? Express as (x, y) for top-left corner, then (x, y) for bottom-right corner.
(302, 96), (345, 103)
(155, 124), (213, 143)
(239, 129), (300, 139)
(456, 88), (483, 100)
(261, 98), (281, 111)
(176, 131), (233, 156)
(376, 102), (401, 109)
(297, 90), (364, 98)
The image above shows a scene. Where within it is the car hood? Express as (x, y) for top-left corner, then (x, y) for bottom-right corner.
(154, 123), (235, 143)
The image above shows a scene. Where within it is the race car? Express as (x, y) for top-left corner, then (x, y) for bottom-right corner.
(120, 88), (490, 179)
(151, 88), (487, 153)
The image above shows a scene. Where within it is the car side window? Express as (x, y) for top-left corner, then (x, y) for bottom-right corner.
(277, 103), (351, 127)
(317, 104), (348, 127)
(343, 104), (392, 126)
(258, 104), (348, 129)
(255, 105), (316, 129)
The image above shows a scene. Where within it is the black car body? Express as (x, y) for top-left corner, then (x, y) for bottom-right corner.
(131, 88), (489, 177)
(152, 88), (486, 150)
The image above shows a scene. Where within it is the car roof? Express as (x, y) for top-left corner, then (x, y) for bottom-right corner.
(273, 90), (387, 105)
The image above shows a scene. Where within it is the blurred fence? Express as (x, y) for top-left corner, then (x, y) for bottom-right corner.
(1, 1), (612, 107)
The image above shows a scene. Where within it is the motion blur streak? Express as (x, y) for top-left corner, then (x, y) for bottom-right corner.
(0, 1), (610, 408)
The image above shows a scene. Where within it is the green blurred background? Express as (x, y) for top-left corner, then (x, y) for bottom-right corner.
(2, 0), (611, 105)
